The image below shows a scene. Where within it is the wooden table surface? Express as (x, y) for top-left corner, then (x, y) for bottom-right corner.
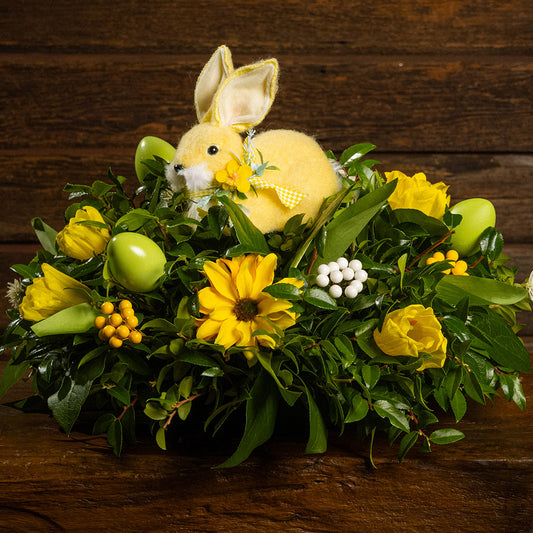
(1, 347), (532, 533)
(1, 1), (532, 531)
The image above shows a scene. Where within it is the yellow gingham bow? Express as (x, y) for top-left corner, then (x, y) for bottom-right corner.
(249, 175), (307, 209)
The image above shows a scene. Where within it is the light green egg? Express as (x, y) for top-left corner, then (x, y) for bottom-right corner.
(134, 136), (176, 182)
(449, 198), (496, 256)
(107, 232), (166, 292)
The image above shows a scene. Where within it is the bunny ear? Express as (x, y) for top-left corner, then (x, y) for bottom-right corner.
(211, 59), (279, 132)
(195, 45), (234, 123)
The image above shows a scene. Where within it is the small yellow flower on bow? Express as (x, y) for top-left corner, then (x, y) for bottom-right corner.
(215, 159), (252, 193)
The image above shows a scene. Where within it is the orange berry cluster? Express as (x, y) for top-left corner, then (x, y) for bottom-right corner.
(426, 250), (469, 276)
(95, 300), (142, 348)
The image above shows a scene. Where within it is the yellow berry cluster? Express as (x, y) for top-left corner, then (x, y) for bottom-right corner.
(95, 300), (142, 348)
(426, 250), (469, 276)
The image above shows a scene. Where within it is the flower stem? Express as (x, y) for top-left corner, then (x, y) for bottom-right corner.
(407, 230), (454, 269)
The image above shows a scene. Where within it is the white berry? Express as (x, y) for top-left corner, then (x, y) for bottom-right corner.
(350, 279), (364, 292)
(329, 284), (343, 298)
(336, 257), (348, 270)
(316, 274), (330, 287)
(342, 267), (355, 281)
(330, 270), (344, 284)
(328, 261), (340, 272)
(349, 259), (362, 271)
(317, 263), (330, 276)
(344, 285), (360, 299)
(354, 269), (368, 282)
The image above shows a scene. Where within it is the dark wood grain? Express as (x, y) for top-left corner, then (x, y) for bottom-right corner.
(1, 0), (532, 55)
(1, 0), (532, 530)
(0, 345), (532, 533)
(1, 56), (532, 153)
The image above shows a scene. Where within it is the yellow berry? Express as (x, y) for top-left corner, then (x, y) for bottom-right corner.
(119, 300), (133, 311)
(109, 336), (123, 348)
(109, 313), (123, 327)
(433, 252), (445, 262)
(452, 260), (468, 275)
(128, 330), (142, 344)
(443, 268), (452, 275)
(98, 328), (108, 341)
(121, 307), (135, 319)
(94, 316), (106, 330)
(446, 250), (459, 262)
(426, 257), (438, 266)
(101, 301), (114, 315)
(116, 325), (130, 339)
(102, 325), (116, 339)
(125, 315), (139, 329)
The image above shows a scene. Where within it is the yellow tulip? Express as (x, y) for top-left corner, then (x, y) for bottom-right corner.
(19, 264), (91, 322)
(373, 304), (447, 371)
(56, 206), (110, 260)
(195, 254), (299, 358)
(385, 171), (450, 220)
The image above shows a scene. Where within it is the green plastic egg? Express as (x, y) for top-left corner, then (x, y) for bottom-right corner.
(107, 232), (166, 292)
(134, 136), (176, 182)
(449, 198), (496, 256)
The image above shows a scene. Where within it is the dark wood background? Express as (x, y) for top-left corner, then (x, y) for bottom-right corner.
(1, 1), (532, 531)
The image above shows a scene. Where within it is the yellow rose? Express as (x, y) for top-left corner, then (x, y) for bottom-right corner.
(385, 171), (450, 220)
(373, 304), (447, 371)
(56, 206), (110, 260)
(19, 264), (91, 322)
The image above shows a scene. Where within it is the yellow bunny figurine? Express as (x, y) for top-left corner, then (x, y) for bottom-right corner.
(166, 45), (341, 233)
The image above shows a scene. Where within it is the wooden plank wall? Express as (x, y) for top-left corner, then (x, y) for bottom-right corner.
(0, 1), (532, 531)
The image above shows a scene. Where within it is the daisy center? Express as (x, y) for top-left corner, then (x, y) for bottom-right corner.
(234, 298), (259, 322)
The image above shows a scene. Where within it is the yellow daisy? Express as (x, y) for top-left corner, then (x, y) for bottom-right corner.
(195, 253), (301, 358)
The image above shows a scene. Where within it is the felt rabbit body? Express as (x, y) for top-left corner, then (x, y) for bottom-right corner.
(166, 45), (341, 234)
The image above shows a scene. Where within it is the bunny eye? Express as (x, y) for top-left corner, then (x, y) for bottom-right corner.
(207, 145), (219, 155)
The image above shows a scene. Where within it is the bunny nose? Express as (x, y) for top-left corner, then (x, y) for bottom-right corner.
(174, 164), (184, 173)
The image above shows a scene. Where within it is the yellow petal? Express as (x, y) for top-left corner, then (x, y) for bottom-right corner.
(196, 318), (222, 341)
(251, 253), (277, 296)
(203, 260), (238, 301)
(215, 314), (241, 349)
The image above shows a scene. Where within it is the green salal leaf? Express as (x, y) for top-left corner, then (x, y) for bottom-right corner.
(114, 208), (158, 231)
(316, 179), (396, 267)
(303, 287), (337, 310)
(0, 359), (31, 401)
(107, 418), (124, 456)
(217, 370), (279, 468)
(392, 209), (449, 237)
(435, 275), (527, 307)
(373, 399), (410, 433)
(429, 428), (465, 445)
(217, 195), (270, 255)
(47, 372), (93, 435)
(303, 383), (328, 454)
(345, 393), (369, 423)
(31, 217), (58, 254)
(262, 282), (301, 300)
(469, 310), (531, 373)
(398, 430), (419, 463)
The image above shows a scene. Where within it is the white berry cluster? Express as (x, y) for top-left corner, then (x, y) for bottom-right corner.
(315, 257), (368, 299)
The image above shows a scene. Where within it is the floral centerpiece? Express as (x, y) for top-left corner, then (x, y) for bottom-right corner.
(1, 139), (531, 467)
